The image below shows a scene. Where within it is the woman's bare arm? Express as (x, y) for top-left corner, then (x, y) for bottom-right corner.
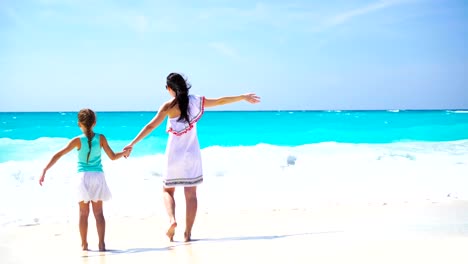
(204, 93), (260, 108)
(125, 101), (171, 150)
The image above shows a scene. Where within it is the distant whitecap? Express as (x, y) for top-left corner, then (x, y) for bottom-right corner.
(447, 110), (468, 114)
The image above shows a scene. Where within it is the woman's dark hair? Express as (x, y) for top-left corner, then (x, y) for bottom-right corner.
(166, 72), (191, 124)
(78, 108), (96, 163)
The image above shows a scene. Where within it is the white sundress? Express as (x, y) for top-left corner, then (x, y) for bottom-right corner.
(164, 95), (205, 187)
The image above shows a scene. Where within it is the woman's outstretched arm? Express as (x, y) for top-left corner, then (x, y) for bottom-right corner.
(204, 93), (260, 108)
(124, 102), (171, 154)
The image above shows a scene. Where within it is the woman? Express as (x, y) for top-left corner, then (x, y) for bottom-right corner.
(124, 72), (260, 242)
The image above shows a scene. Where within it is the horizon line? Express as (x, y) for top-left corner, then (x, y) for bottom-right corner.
(1, 109), (468, 113)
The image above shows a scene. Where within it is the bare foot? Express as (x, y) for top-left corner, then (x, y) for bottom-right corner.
(82, 242), (88, 251)
(99, 242), (106, 252)
(184, 232), (191, 242)
(166, 222), (177, 242)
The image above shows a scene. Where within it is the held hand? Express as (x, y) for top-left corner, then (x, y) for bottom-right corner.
(123, 148), (131, 159)
(243, 93), (261, 104)
(123, 145), (133, 158)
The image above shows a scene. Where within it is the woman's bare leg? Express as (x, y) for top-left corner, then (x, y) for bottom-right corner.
(184, 186), (197, 242)
(78, 201), (90, 250)
(163, 187), (177, 241)
(91, 200), (106, 251)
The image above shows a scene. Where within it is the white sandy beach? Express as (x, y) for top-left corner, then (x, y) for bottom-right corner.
(1, 200), (468, 264)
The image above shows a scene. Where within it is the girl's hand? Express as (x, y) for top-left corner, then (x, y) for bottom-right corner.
(243, 93), (261, 104)
(123, 148), (131, 158)
(39, 173), (45, 186)
(123, 145), (133, 158)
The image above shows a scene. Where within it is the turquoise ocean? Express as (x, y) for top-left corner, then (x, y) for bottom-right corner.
(1, 110), (468, 227)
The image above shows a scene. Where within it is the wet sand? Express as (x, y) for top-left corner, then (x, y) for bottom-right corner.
(1, 200), (468, 264)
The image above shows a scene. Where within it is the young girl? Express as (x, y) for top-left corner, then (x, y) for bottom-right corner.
(124, 72), (260, 242)
(39, 108), (129, 251)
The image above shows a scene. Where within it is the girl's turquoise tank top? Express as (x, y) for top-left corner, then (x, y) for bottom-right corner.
(77, 133), (103, 172)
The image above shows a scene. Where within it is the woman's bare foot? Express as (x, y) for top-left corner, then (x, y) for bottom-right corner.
(166, 222), (177, 242)
(82, 242), (88, 251)
(184, 232), (191, 242)
(98, 242), (106, 252)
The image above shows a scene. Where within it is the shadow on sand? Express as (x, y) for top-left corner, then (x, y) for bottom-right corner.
(188, 230), (343, 243)
(81, 230), (343, 258)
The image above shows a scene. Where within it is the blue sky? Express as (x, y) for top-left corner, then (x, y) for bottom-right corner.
(1, 0), (467, 111)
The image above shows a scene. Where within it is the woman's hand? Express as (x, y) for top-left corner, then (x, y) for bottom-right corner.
(123, 145), (133, 158)
(243, 93), (261, 104)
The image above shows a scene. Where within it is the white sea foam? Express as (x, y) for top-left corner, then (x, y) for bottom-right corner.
(447, 110), (468, 114)
(1, 141), (467, 227)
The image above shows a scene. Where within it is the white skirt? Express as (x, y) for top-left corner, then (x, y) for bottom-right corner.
(76, 171), (112, 203)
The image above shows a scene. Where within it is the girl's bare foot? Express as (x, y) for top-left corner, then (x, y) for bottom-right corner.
(166, 222), (177, 242)
(98, 242), (106, 252)
(184, 232), (191, 242)
(82, 242), (88, 251)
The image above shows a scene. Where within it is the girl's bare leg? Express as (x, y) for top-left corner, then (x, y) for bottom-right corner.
(184, 186), (197, 242)
(163, 187), (177, 241)
(79, 201), (90, 250)
(91, 200), (106, 251)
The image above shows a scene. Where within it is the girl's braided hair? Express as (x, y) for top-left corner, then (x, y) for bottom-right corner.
(78, 109), (96, 163)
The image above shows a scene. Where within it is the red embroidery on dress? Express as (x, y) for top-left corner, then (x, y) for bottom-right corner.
(167, 96), (205, 136)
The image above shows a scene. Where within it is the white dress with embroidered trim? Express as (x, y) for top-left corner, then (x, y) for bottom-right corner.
(164, 94), (205, 187)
